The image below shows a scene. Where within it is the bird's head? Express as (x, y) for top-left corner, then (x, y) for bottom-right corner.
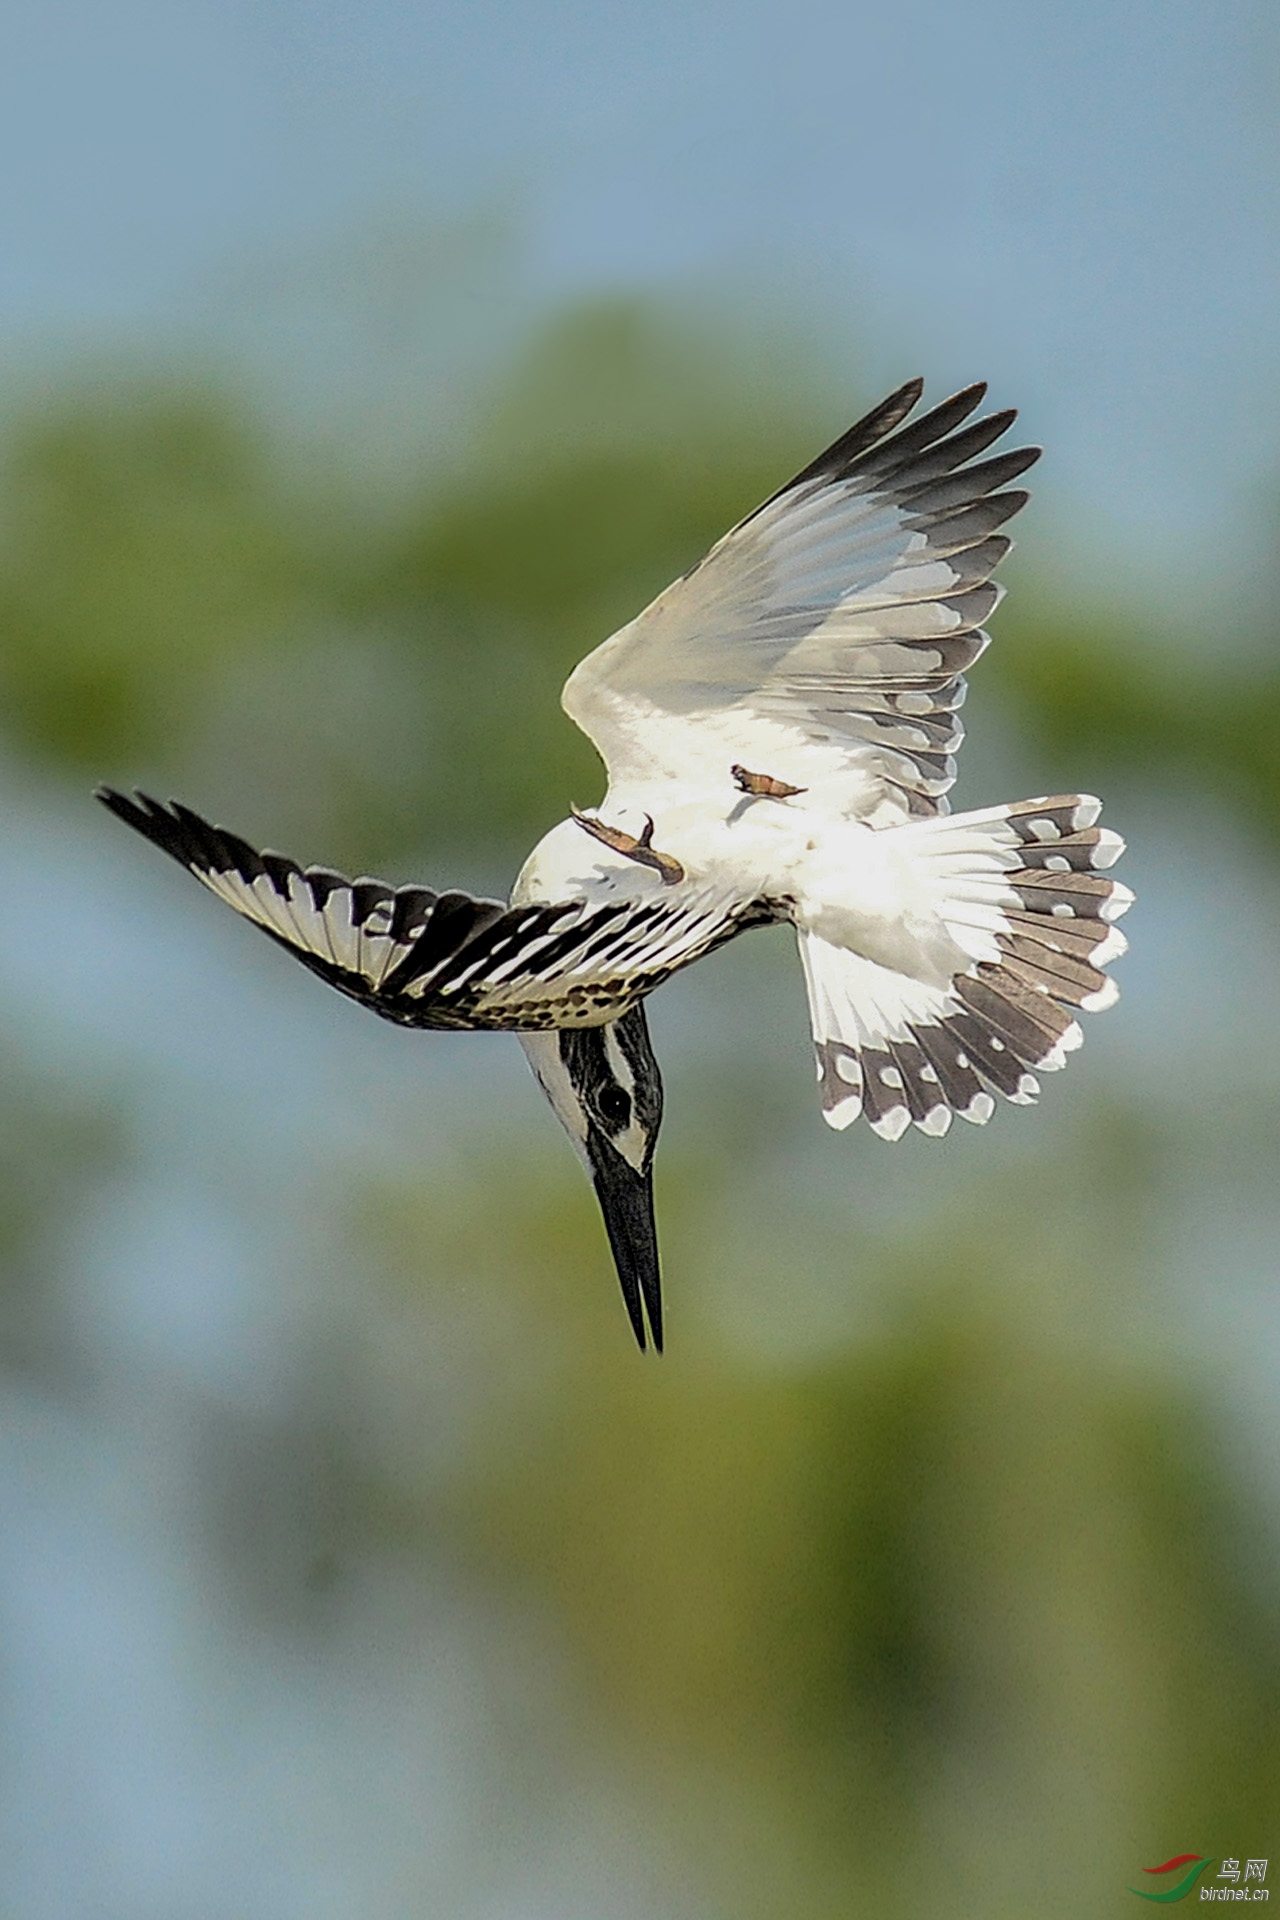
(520, 1006), (664, 1350)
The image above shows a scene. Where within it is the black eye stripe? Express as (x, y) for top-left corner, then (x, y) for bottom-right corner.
(559, 1007), (663, 1138)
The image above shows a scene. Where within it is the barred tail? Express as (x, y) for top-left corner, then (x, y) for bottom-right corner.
(798, 794), (1132, 1138)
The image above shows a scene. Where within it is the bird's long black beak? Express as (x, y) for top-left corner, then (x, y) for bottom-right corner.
(587, 1135), (663, 1352)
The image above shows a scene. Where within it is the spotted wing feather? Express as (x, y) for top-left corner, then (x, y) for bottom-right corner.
(98, 790), (748, 1031)
(563, 379), (1039, 821)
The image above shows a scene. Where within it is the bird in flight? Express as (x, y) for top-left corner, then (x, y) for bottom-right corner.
(99, 379), (1131, 1352)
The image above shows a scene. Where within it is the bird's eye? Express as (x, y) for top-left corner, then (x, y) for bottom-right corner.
(598, 1085), (632, 1129)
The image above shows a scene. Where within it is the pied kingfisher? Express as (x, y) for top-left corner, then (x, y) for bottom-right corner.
(99, 379), (1131, 1351)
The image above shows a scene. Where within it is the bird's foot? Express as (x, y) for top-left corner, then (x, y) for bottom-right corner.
(731, 763), (807, 798)
(571, 808), (685, 885)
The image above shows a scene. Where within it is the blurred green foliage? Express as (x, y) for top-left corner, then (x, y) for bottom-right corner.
(0, 388), (313, 767)
(993, 599), (1280, 839)
(5, 297), (1273, 867)
(1, 293), (1277, 1917)
(0, 304), (819, 870)
(354, 1131), (1280, 1920)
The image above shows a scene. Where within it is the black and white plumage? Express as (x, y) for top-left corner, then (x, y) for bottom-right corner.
(98, 378), (1131, 1351)
(94, 791), (755, 1033)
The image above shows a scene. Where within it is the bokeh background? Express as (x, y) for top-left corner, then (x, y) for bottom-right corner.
(1, 2), (1279, 1914)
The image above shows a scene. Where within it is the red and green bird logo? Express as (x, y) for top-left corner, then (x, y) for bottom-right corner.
(1129, 1855), (1215, 1902)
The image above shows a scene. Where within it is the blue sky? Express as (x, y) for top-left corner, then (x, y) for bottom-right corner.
(1, 0), (1278, 592)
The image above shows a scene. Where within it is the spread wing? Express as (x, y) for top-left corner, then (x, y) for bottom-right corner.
(562, 379), (1039, 823)
(97, 790), (748, 1031)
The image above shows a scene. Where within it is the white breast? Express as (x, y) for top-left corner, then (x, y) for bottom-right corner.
(514, 783), (817, 913)
(510, 816), (670, 908)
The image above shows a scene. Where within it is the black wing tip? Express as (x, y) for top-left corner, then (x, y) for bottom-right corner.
(96, 783), (178, 819)
(96, 786), (242, 876)
(784, 375), (1035, 503)
(770, 377), (923, 501)
(886, 373), (926, 412)
(989, 487), (1033, 523)
(95, 781), (148, 819)
(96, 784), (185, 846)
(849, 375), (927, 437)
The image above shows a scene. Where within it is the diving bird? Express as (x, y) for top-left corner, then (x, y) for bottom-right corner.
(98, 379), (1131, 1351)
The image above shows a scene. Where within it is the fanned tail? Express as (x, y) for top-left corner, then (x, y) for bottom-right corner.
(798, 795), (1132, 1138)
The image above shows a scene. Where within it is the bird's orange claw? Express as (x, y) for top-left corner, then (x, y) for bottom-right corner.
(571, 807), (685, 885)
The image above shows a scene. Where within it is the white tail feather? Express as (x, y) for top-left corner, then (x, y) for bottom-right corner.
(799, 794), (1130, 1138)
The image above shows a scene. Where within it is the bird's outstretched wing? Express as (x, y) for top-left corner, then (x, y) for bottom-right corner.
(97, 790), (746, 1031)
(562, 379), (1038, 822)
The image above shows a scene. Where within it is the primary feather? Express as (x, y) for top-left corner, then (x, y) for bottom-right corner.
(561, 378), (1038, 821)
